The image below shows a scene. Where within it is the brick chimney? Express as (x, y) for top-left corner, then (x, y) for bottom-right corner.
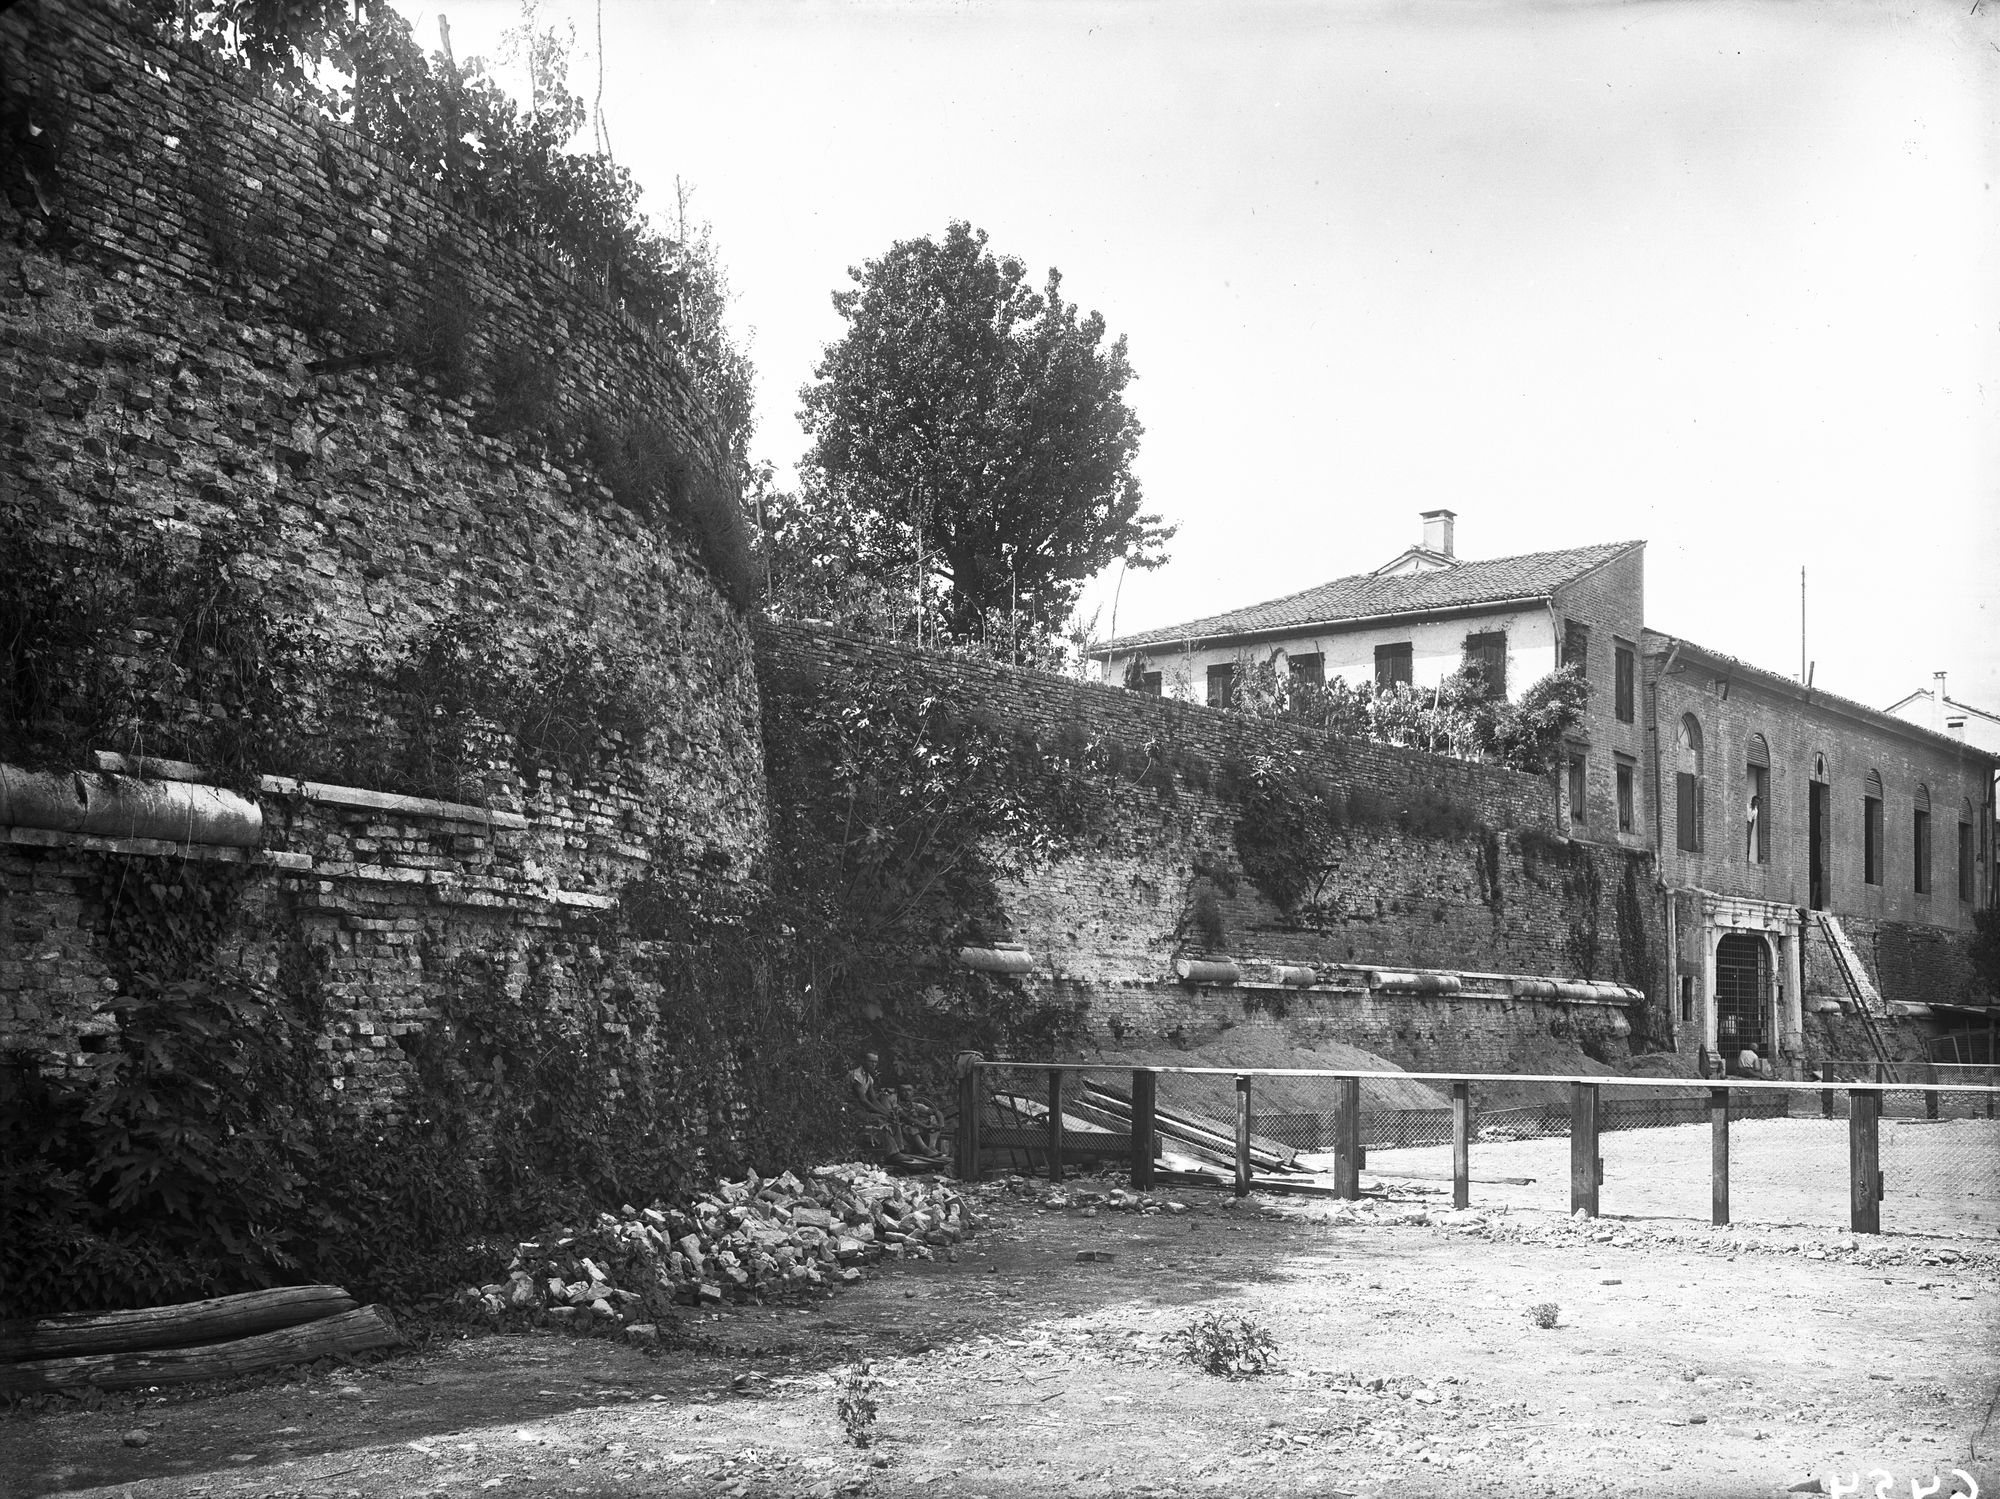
(1422, 509), (1456, 559)
(1933, 671), (1948, 731)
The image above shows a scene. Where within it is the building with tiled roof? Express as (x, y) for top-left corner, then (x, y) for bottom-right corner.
(1091, 515), (1650, 850)
(1091, 512), (1997, 1074)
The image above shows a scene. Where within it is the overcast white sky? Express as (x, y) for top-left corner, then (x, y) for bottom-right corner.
(401, 0), (2000, 714)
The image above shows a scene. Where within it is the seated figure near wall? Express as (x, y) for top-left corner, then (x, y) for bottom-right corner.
(893, 1084), (949, 1163)
(846, 1052), (950, 1172)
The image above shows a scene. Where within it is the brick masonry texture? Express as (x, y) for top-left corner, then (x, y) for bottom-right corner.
(0, 1), (770, 1130)
(1649, 643), (1991, 935)
(1552, 545), (1648, 848)
(757, 620), (1666, 1072)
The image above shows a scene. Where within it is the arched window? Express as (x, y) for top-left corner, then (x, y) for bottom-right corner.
(1676, 715), (1704, 853)
(1863, 770), (1884, 886)
(1745, 734), (1770, 864)
(1812, 752), (1828, 781)
(1962, 800), (1978, 903)
(1913, 784), (1932, 894)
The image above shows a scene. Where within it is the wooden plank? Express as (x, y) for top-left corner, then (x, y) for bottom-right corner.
(1849, 1088), (1880, 1234)
(1047, 1068), (1066, 1183)
(1234, 1076), (1252, 1199)
(0, 1307), (399, 1395)
(1333, 1077), (1362, 1200)
(955, 1065), (982, 1182)
(1131, 1070), (1157, 1190)
(1078, 1087), (1294, 1173)
(1570, 1082), (1600, 1218)
(1709, 1087), (1730, 1227)
(1451, 1081), (1471, 1211)
(0, 1286), (356, 1365)
(1081, 1080), (1299, 1167)
(1359, 1166), (1535, 1186)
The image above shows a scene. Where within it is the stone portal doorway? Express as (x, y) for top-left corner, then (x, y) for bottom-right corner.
(1715, 932), (1771, 1067)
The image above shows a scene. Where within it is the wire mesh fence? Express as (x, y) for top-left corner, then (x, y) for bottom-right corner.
(959, 1063), (2000, 1237)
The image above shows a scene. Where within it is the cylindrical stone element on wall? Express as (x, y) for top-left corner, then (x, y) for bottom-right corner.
(1508, 977), (1643, 1003)
(1174, 958), (1241, 986)
(0, 766), (263, 848)
(1272, 966), (1319, 987)
(1366, 969), (1461, 994)
(956, 944), (1034, 974)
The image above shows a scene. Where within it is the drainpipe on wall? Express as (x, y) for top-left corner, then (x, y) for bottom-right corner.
(1648, 640), (1684, 1057)
(1662, 889), (1677, 1052)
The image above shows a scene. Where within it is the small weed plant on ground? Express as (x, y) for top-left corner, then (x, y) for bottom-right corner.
(1528, 1301), (1561, 1329)
(1174, 1311), (1278, 1377)
(836, 1362), (882, 1446)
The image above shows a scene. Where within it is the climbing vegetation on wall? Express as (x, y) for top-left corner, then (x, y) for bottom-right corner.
(0, 509), (319, 785)
(759, 659), (1125, 1073)
(1222, 749), (1483, 917)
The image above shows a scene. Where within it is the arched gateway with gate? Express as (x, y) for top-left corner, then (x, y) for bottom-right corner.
(1715, 932), (1772, 1065)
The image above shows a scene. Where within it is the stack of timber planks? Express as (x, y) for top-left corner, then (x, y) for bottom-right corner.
(0, 1286), (400, 1395)
(1079, 1079), (1308, 1177)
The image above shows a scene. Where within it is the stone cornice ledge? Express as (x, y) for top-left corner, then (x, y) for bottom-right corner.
(92, 753), (530, 830)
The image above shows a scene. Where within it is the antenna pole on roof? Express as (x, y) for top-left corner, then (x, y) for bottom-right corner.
(1800, 566), (1806, 685)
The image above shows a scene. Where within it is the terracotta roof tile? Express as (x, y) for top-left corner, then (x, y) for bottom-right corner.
(1100, 541), (1643, 654)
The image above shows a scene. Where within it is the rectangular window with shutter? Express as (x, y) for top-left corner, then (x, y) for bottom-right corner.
(1288, 652), (1324, 691)
(1567, 752), (1587, 827)
(1206, 663), (1236, 710)
(1962, 822), (1976, 902)
(1614, 641), (1635, 723)
(1562, 620), (1590, 677)
(1615, 757), (1635, 834)
(1462, 631), (1507, 700)
(1914, 810), (1931, 894)
(1864, 795), (1883, 885)
(1374, 642), (1412, 689)
(1677, 771), (1701, 852)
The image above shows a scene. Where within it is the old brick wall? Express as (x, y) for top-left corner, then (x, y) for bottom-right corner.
(1550, 544), (1648, 848)
(0, 0), (773, 1143)
(758, 621), (1667, 1072)
(1649, 643), (1991, 930)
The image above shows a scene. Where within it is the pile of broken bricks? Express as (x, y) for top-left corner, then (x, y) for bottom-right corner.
(460, 1163), (977, 1341)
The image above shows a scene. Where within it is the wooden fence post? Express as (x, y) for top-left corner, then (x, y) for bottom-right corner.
(1131, 1070), (1156, 1190)
(1570, 1082), (1600, 1218)
(1924, 1066), (1939, 1121)
(955, 1063), (982, 1182)
(1451, 1081), (1471, 1210)
(1234, 1075), (1252, 1198)
(1046, 1068), (1066, 1184)
(1334, 1076), (1362, 1200)
(1709, 1087), (1729, 1226)
(1849, 1088), (1880, 1234)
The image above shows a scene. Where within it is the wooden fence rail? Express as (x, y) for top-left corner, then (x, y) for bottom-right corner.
(960, 1063), (2000, 1236)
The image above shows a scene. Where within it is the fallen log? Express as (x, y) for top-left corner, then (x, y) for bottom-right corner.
(0, 1306), (400, 1395)
(0, 1286), (357, 1364)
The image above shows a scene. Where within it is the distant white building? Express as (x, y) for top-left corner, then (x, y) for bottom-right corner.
(1885, 674), (2000, 759)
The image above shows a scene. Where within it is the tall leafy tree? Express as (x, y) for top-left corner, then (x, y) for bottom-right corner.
(797, 222), (1171, 647)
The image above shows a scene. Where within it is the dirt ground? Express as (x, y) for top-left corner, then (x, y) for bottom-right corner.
(7, 1172), (1997, 1499)
(1363, 1116), (2000, 1234)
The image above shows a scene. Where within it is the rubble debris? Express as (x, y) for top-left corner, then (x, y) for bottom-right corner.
(458, 1165), (978, 1329)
